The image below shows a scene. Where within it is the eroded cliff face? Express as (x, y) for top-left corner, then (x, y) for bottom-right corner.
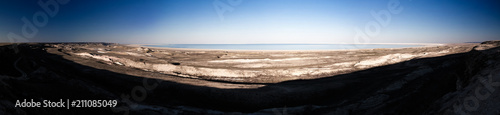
(0, 41), (499, 114)
(426, 41), (500, 115)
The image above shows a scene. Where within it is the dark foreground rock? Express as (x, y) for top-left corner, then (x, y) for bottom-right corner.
(0, 41), (499, 114)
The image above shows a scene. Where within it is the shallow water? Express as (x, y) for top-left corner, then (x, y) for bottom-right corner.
(145, 44), (422, 50)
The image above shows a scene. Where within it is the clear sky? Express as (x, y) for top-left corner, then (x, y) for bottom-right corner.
(1, 0), (500, 44)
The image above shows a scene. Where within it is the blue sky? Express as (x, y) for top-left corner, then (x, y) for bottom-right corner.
(1, 0), (500, 44)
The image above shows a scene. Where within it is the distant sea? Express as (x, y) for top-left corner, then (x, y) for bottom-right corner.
(145, 44), (423, 50)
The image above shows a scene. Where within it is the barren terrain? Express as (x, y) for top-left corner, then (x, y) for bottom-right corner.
(1, 41), (499, 114)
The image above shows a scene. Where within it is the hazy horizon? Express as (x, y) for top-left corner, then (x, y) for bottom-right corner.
(1, 0), (500, 44)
